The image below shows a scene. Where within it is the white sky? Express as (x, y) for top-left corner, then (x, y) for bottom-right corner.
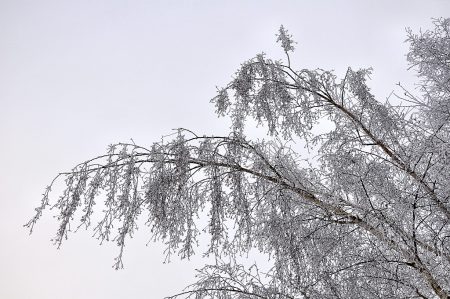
(1, 1), (449, 298)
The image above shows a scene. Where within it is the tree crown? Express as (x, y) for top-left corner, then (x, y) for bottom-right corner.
(27, 19), (450, 299)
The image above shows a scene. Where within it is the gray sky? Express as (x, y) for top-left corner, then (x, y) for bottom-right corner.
(1, 1), (449, 298)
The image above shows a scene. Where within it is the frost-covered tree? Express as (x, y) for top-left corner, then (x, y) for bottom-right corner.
(27, 19), (450, 299)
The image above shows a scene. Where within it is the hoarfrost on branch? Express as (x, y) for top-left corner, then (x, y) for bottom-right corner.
(27, 19), (450, 299)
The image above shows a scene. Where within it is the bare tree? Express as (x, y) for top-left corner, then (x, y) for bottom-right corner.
(26, 19), (450, 299)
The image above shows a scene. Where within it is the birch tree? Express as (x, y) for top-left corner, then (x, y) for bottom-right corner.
(27, 19), (450, 299)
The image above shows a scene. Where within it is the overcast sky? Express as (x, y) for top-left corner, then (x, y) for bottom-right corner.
(1, 1), (449, 298)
